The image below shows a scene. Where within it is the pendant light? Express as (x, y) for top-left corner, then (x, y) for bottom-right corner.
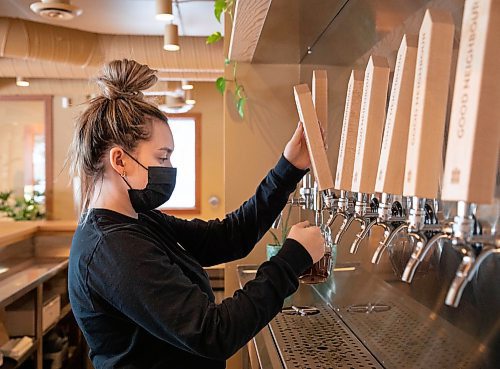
(156, 0), (174, 21)
(164, 23), (180, 51)
(16, 77), (29, 87)
(181, 80), (193, 90)
(185, 90), (196, 105)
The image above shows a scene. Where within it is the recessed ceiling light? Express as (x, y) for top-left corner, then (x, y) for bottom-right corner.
(30, 0), (83, 20)
(16, 77), (29, 87)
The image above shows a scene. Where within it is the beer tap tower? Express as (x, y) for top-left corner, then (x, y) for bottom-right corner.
(348, 34), (418, 255)
(333, 55), (391, 246)
(371, 8), (455, 264)
(401, 0), (500, 308)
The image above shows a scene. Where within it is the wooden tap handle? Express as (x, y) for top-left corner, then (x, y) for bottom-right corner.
(294, 84), (335, 191)
(312, 70), (328, 135)
(335, 70), (364, 191)
(351, 55), (390, 194)
(442, 0), (500, 204)
(376, 35), (418, 195)
(403, 9), (455, 199)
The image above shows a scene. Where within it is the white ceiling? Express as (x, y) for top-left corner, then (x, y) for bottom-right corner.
(0, 0), (224, 36)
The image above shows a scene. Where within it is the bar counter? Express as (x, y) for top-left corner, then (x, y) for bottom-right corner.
(237, 263), (491, 369)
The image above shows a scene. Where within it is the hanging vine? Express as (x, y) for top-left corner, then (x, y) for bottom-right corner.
(207, 0), (247, 118)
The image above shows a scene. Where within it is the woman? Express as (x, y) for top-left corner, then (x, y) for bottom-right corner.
(68, 59), (325, 369)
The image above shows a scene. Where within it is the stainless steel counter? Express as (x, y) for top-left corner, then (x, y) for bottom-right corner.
(237, 263), (494, 369)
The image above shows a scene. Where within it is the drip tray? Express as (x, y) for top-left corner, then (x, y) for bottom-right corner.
(269, 304), (383, 369)
(335, 301), (483, 369)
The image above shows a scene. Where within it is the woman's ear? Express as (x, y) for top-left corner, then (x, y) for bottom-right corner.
(109, 147), (126, 175)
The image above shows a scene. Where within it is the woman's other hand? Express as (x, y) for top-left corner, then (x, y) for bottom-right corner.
(287, 221), (325, 263)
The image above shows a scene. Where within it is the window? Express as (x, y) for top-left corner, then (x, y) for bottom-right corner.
(159, 113), (201, 214)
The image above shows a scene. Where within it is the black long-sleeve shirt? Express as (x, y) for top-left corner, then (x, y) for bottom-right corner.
(68, 155), (313, 369)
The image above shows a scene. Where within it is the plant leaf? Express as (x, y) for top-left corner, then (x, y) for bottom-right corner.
(236, 97), (246, 118)
(214, 0), (226, 22)
(224, 58), (231, 66)
(206, 31), (222, 44)
(215, 77), (226, 94)
(235, 85), (243, 99)
(269, 230), (281, 246)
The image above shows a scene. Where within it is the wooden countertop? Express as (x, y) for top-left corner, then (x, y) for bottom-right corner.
(0, 221), (225, 270)
(0, 221), (77, 249)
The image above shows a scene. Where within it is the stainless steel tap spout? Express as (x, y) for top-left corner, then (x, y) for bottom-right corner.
(349, 219), (377, 254)
(333, 215), (355, 245)
(445, 245), (500, 308)
(402, 233), (451, 283)
(372, 223), (408, 264)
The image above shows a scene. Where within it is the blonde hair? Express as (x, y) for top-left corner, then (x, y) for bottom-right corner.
(68, 59), (168, 217)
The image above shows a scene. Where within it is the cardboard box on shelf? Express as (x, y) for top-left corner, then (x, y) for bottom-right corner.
(4, 294), (61, 337)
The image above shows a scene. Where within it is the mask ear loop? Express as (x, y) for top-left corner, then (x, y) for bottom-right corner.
(122, 149), (149, 171)
(120, 170), (133, 189)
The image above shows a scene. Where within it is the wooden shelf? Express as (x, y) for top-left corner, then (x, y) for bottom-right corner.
(0, 258), (68, 308)
(228, 0), (273, 62)
(0, 338), (38, 369)
(0, 221), (76, 250)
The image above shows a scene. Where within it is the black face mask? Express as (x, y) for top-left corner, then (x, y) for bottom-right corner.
(120, 150), (177, 213)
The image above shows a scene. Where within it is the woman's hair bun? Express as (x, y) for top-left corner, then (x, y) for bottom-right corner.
(96, 59), (158, 101)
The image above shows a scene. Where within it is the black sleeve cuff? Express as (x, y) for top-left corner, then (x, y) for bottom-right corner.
(274, 238), (313, 277)
(273, 154), (309, 186)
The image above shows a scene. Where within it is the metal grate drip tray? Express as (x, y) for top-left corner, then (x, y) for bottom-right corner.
(335, 301), (484, 369)
(269, 304), (383, 369)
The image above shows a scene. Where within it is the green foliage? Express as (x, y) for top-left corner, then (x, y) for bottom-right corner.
(216, 77), (226, 94)
(214, 0), (225, 22)
(206, 31), (222, 44)
(236, 96), (246, 119)
(0, 190), (45, 221)
(268, 192), (297, 246)
(208, 0), (247, 118)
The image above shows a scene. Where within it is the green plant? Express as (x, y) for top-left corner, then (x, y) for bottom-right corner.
(0, 190), (45, 221)
(269, 203), (294, 247)
(207, 0), (247, 118)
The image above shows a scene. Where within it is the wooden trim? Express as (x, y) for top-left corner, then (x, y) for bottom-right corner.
(161, 113), (202, 216)
(0, 95), (54, 220)
(228, 0), (273, 62)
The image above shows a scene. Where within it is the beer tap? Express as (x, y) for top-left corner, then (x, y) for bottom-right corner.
(293, 71), (338, 284)
(349, 34), (418, 255)
(445, 240), (499, 308)
(399, 0), (500, 310)
(333, 55), (391, 247)
(329, 70), (365, 244)
(426, 0), (500, 307)
(370, 9), (455, 266)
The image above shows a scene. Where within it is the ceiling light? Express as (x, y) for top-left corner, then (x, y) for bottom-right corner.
(30, 0), (82, 20)
(181, 80), (193, 90)
(61, 97), (72, 108)
(156, 0), (174, 21)
(16, 77), (29, 87)
(185, 90), (196, 105)
(158, 95), (194, 114)
(163, 23), (180, 51)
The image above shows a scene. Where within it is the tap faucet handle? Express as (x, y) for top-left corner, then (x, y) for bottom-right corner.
(294, 84), (335, 191)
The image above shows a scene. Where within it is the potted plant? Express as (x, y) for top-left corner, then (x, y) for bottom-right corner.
(0, 190), (45, 221)
(267, 203), (294, 261)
